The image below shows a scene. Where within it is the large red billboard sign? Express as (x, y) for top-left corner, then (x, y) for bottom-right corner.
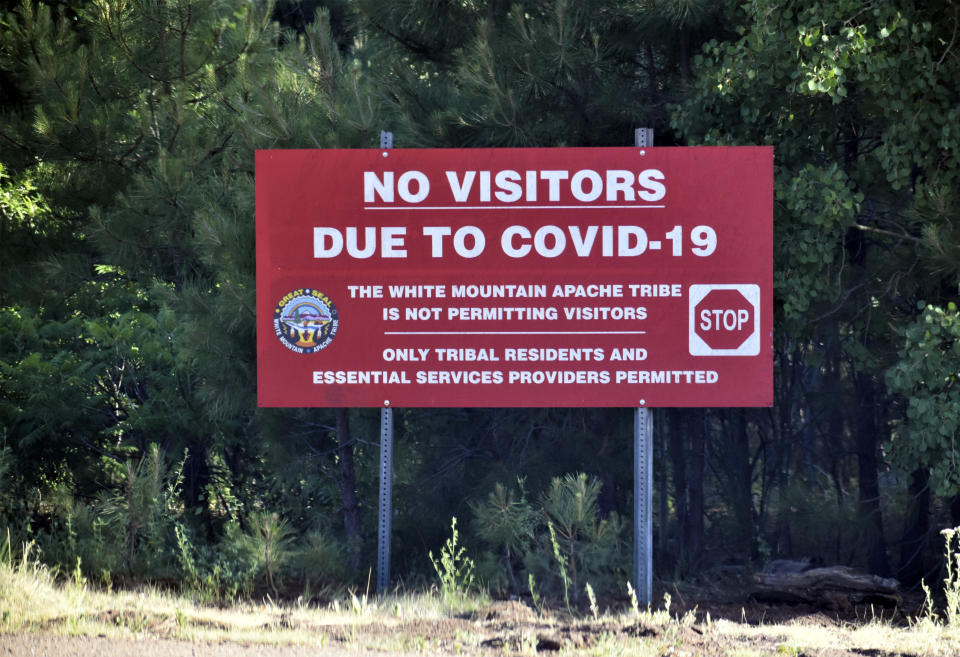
(256, 147), (772, 408)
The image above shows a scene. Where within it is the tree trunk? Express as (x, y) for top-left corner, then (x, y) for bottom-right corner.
(183, 441), (213, 539)
(336, 408), (362, 573)
(668, 409), (688, 569)
(754, 565), (900, 608)
(826, 352), (846, 565)
(854, 373), (890, 577)
(657, 410), (669, 560)
(685, 410), (706, 568)
(898, 468), (930, 588)
(724, 409), (756, 558)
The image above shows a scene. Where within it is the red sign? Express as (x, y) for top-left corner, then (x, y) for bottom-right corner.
(256, 147), (772, 408)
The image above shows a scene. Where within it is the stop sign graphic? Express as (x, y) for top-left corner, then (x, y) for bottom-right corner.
(689, 284), (761, 356)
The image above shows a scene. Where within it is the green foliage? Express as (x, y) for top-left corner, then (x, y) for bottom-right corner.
(471, 478), (536, 592)
(429, 517), (476, 605)
(360, 0), (709, 147)
(0, 0), (374, 594)
(672, 0), (960, 326)
(33, 444), (186, 580)
(0, 162), (53, 234)
(474, 473), (625, 603)
(171, 520), (257, 602)
(237, 512), (295, 598)
(887, 303), (960, 496)
(537, 473), (626, 603)
(288, 530), (348, 587)
(775, 163), (862, 323)
(3, 0), (960, 600)
(672, 0), (960, 568)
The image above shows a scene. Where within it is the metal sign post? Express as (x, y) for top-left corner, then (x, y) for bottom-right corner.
(634, 127), (654, 605)
(377, 130), (394, 595)
(378, 402), (393, 594)
(634, 406), (653, 604)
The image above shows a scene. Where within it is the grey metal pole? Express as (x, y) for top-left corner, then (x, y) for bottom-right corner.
(634, 407), (653, 604)
(377, 130), (394, 595)
(377, 403), (393, 594)
(633, 126), (654, 605)
(635, 127), (653, 149)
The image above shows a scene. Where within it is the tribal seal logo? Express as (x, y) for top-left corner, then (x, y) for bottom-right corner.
(273, 289), (339, 354)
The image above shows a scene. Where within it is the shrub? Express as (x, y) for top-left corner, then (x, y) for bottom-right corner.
(473, 473), (626, 604)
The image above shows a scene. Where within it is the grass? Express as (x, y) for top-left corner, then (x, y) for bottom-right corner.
(2, 539), (960, 655)
(716, 614), (960, 657)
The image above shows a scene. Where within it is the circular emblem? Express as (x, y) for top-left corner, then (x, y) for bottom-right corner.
(273, 289), (339, 354)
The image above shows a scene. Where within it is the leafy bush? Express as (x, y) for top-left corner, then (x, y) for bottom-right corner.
(32, 444), (185, 583)
(96, 444), (185, 577)
(535, 473), (627, 604)
(288, 530), (348, 598)
(472, 479), (536, 593)
(887, 303), (960, 497)
(238, 512), (295, 598)
(473, 473), (626, 604)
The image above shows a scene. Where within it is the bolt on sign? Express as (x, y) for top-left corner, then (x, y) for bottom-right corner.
(256, 147), (773, 408)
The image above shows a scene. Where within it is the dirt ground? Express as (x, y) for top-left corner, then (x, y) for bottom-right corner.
(1, 634), (368, 656)
(2, 596), (954, 657)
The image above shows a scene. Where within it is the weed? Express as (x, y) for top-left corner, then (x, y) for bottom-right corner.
(942, 526), (960, 627)
(918, 525), (960, 628)
(626, 580), (640, 618)
(0, 537), (59, 630)
(350, 588), (371, 616)
(67, 556), (88, 622)
(429, 517), (475, 605)
(920, 579), (937, 624)
(0, 527), (9, 564)
(548, 520), (571, 611)
(518, 629), (537, 655)
(71, 556), (86, 588)
(175, 606), (187, 631)
(528, 572), (544, 616)
(174, 523), (199, 587)
(585, 581), (598, 620)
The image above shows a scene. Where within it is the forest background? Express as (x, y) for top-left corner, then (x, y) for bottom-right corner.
(1, 0), (959, 605)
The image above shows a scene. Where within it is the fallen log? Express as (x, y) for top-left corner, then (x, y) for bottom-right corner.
(753, 565), (900, 609)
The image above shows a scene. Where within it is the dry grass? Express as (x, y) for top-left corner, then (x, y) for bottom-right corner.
(2, 541), (960, 656)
